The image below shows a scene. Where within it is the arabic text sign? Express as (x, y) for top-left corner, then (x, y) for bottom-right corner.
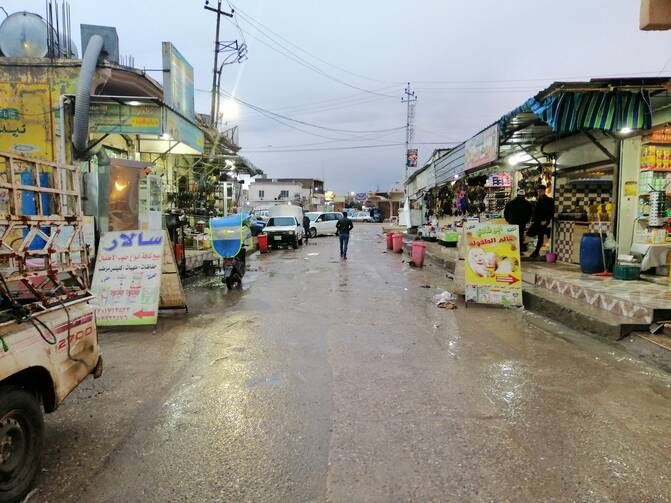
(464, 222), (523, 306)
(91, 231), (165, 326)
(465, 124), (499, 171)
(88, 102), (162, 135)
(0, 82), (52, 158)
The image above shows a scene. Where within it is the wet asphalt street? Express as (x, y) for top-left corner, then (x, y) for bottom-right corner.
(35, 224), (671, 502)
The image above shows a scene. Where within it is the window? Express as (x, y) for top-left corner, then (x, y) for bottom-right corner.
(279, 190), (289, 199)
(258, 190), (265, 199)
(267, 217), (295, 227)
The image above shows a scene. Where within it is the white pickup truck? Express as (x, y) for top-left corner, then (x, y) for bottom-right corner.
(0, 300), (102, 502)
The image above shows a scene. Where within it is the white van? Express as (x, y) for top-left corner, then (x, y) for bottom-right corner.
(263, 205), (305, 249)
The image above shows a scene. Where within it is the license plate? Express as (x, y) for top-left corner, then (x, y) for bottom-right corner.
(274, 235), (282, 241)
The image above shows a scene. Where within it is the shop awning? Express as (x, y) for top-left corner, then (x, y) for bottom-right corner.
(499, 78), (671, 135)
(501, 90), (652, 134)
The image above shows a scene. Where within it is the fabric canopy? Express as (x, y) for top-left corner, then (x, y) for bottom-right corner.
(500, 90), (652, 134)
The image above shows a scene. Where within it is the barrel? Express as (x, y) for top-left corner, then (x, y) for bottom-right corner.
(579, 233), (604, 274)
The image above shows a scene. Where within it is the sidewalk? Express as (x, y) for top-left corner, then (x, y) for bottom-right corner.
(402, 236), (667, 341)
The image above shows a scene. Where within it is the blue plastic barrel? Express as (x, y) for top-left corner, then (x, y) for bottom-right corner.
(580, 233), (604, 274)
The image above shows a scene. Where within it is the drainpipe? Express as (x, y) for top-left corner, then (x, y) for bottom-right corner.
(72, 34), (104, 159)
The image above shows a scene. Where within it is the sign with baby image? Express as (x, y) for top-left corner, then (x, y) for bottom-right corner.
(464, 222), (523, 306)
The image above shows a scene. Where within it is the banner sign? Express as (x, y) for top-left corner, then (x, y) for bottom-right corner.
(407, 148), (418, 168)
(89, 102), (162, 135)
(91, 230), (165, 325)
(164, 109), (204, 153)
(162, 42), (195, 120)
(465, 124), (499, 171)
(464, 222), (522, 306)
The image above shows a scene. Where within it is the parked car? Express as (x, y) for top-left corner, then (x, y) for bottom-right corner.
(305, 211), (343, 237)
(264, 205), (305, 249)
(349, 211), (373, 223)
(253, 209), (270, 222)
(368, 208), (384, 223)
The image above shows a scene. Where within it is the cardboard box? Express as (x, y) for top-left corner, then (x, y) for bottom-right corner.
(640, 0), (671, 30)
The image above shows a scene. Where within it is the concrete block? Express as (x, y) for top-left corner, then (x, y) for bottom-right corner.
(640, 0), (671, 30)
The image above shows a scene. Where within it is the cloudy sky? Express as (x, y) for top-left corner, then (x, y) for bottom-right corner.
(11, 0), (671, 192)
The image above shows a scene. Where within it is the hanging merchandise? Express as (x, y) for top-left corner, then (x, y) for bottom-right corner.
(648, 190), (666, 227)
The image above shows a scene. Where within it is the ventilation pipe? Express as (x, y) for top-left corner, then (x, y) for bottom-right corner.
(72, 34), (103, 159)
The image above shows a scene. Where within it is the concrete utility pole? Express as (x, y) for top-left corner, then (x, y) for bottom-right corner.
(204, 0), (233, 127)
(401, 82), (417, 188)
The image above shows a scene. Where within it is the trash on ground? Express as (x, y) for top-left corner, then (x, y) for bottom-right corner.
(307, 252), (319, 256)
(433, 290), (457, 309)
(420, 284), (431, 289)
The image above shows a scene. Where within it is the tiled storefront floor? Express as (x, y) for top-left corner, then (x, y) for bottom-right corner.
(523, 262), (671, 324)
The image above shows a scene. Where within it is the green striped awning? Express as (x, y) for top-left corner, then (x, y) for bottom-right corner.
(500, 90), (652, 134)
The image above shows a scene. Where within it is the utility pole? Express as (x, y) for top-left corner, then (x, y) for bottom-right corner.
(401, 82), (417, 189)
(204, 0), (233, 128)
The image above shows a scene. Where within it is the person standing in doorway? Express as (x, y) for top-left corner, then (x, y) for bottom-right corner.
(302, 212), (311, 245)
(336, 211), (354, 259)
(504, 189), (533, 253)
(529, 185), (555, 258)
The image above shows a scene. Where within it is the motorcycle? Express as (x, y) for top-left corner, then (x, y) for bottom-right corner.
(210, 214), (252, 290)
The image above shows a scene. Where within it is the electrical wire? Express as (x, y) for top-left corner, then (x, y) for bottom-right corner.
(209, 88), (405, 134)
(229, 2), (400, 86)
(243, 141), (459, 154)
(225, 11), (396, 98)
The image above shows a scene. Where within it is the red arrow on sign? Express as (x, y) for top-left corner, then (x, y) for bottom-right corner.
(134, 309), (156, 319)
(495, 275), (519, 285)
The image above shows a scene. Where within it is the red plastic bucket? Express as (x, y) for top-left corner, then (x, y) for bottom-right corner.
(411, 241), (428, 267)
(174, 243), (184, 261)
(258, 233), (269, 253)
(386, 232), (394, 250)
(392, 233), (404, 253)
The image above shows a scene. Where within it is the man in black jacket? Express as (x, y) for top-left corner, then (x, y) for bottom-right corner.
(302, 212), (311, 245)
(504, 189), (533, 252)
(528, 185), (555, 258)
(336, 211), (354, 259)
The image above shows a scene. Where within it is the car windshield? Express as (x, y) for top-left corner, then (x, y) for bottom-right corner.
(267, 217), (295, 226)
(307, 213), (319, 221)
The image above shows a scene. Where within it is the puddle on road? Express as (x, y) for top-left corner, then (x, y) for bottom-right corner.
(245, 375), (282, 387)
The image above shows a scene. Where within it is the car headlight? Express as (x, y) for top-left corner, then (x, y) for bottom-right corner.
(289, 230), (295, 235)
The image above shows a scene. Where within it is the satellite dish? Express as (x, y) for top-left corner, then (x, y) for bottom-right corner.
(0, 11), (48, 58)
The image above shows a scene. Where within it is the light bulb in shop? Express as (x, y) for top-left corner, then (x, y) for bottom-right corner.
(619, 127), (633, 135)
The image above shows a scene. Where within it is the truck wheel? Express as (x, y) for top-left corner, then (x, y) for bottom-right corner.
(309, 228), (317, 238)
(0, 386), (43, 503)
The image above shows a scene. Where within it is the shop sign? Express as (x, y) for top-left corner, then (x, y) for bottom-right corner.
(407, 148), (418, 168)
(164, 109), (204, 152)
(91, 230), (165, 326)
(162, 42), (195, 120)
(89, 102), (162, 135)
(464, 222), (523, 306)
(465, 124), (499, 171)
(0, 82), (52, 158)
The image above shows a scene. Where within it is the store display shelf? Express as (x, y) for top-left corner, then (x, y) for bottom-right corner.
(642, 140), (671, 145)
(639, 167), (671, 172)
(638, 193), (671, 197)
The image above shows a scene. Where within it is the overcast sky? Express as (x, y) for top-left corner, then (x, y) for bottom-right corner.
(11, 0), (671, 192)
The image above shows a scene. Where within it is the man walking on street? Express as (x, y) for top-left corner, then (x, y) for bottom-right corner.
(528, 185), (555, 258)
(302, 212), (311, 245)
(504, 189), (533, 253)
(336, 211), (354, 259)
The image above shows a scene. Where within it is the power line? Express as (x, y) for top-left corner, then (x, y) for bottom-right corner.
(243, 141), (460, 154)
(230, 2), (400, 86)
(227, 10), (397, 98)
(201, 87), (405, 134)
